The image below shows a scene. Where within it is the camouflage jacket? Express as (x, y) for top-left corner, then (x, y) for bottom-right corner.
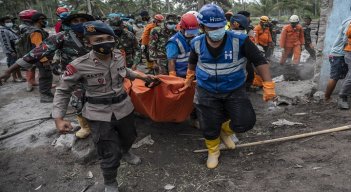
(115, 29), (141, 67)
(149, 26), (176, 60)
(16, 30), (91, 69)
(302, 23), (312, 44)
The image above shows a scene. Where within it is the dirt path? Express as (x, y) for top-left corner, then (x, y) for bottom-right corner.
(1, 57), (351, 192)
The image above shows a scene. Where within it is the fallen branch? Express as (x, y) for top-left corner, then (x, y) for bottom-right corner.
(193, 125), (351, 153)
(0, 120), (46, 141)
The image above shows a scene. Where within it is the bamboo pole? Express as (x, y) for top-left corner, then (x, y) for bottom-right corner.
(193, 125), (351, 153)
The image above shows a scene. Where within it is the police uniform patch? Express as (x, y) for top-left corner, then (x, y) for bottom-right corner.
(64, 64), (77, 76)
(86, 25), (96, 32)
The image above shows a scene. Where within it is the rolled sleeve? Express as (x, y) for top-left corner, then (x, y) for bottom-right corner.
(16, 58), (34, 69)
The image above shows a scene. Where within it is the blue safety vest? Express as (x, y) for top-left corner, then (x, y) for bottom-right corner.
(167, 32), (191, 78)
(191, 31), (247, 93)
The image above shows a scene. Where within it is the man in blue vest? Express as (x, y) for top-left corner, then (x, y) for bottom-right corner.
(179, 3), (276, 169)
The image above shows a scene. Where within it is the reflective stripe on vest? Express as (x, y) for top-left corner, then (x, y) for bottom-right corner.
(193, 33), (247, 93)
(170, 32), (190, 77)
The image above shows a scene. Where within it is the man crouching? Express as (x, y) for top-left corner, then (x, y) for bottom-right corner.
(52, 21), (155, 192)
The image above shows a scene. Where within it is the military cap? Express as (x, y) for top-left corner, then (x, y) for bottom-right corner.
(230, 14), (248, 29)
(83, 20), (116, 37)
(62, 10), (95, 24)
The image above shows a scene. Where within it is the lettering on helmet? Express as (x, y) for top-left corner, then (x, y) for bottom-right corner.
(209, 17), (222, 22)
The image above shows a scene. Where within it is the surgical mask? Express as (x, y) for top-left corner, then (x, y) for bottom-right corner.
(71, 23), (84, 33)
(166, 24), (175, 30)
(92, 41), (115, 55)
(5, 22), (13, 28)
(43, 21), (49, 28)
(136, 23), (144, 27)
(207, 27), (226, 42)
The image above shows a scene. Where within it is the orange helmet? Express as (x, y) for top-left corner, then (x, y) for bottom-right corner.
(154, 14), (164, 21)
(56, 7), (69, 16)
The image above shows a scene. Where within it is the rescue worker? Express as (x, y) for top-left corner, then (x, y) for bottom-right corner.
(254, 16), (273, 58)
(30, 13), (52, 102)
(279, 15), (305, 65)
(180, 4), (276, 169)
(140, 10), (151, 23)
(324, 16), (351, 102)
(55, 7), (69, 33)
(224, 11), (233, 30)
(237, 11), (255, 42)
(0, 11), (95, 139)
(52, 21), (155, 192)
(109, 15), (141, 69)
(0, 16), (25, 82)
(149, 14), (177, 75)
(166, 13), (200, 128)
(337, 17), (351, 109)
(303, 16), (316, 61)
(133, 15), (144, 41)
(270, 18), (280, 46)
(141, 14), (164, 73)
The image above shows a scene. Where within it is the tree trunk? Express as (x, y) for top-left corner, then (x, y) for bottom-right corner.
(198, 0), (205, 10)
(166, 0), (170, 13)
(87, 0), (92, 15)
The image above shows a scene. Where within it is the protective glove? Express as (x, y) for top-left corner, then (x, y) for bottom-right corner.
(141, 45), (145, 50)
(179, 69), (195, 92)
(169, 71), (177, 77)
(262, 81), (276, 101)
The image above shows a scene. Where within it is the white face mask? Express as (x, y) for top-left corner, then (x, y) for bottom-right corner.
(5, 22), (13, 28)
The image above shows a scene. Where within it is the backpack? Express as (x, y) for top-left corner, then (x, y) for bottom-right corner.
(15, 26), (46, 58)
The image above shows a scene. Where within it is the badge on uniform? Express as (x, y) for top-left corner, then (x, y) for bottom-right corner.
(85, 24), (96, 32)
(64, 64), (77, 76)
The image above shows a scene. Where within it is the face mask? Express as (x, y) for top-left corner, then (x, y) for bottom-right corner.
(71, 23), (84, 33)
(5, 22), (13, 28)
(42, 21), (49, 28)
(166, 24), (175, 30)
(207, 27), (226, 42)
(136, 23), (143, 27)
(92, 41), (115, 55)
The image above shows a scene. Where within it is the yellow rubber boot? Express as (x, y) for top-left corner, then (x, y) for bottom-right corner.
(76, 115), (91, 139)
(220, 120), (236, 149)
(205, 138), (221, 169)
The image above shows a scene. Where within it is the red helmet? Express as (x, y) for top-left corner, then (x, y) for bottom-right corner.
(154, 14), (164, 21)
(180, 13), (199, 30)
(56, 7), (69, 16)
(19, 9), (38, 21)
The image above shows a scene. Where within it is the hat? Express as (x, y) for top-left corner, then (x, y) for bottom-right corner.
(230, 14), (248, 29)
(140, 10), (149, 17)
(31, 13), (47, 22)
(83, 21), (116, 37)
(62, 11), (95, 24)
(0, 16), (12, 23)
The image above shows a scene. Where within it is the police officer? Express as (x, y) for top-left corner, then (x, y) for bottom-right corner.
(0, 11), (95, 139)
(53, 21), (155, 192)
(149, 14), (177, 74)
(180, 4), (276, 169)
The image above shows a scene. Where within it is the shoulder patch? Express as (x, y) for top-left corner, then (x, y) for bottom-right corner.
(64, 64), (77, 76)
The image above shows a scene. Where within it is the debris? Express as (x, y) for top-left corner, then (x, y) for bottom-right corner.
(54, 134), (77, 149)
(80, 183), (93, 192)
(293, 113), (307, 116)
(294, 164), (303, 168)
(164, 184), (175, 190)
(272, 75), (285, 83)
(86, 171), (93, 179)
(247, 152), (254, 156)
(132, 135), (154, 149)
(313, 91), (325, 102)
(272, 119), (303, 126)
(34, 185), (42, 190)
(312, 167), (322, 170)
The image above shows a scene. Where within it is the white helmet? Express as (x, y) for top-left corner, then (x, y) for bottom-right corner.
(186, 11), (199, 18)
(289, 15), (299, 23)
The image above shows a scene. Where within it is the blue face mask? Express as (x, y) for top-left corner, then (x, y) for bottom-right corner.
(71, 23), (84, 33)
(207, 27), (226, 41)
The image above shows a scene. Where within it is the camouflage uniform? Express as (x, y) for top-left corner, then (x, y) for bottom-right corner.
(149, 23), (176, 74)
(302, 23), (316, 60)
(115, 29), (141, 68)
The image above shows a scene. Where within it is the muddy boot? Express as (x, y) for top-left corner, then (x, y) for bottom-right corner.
(338, 97), (349, 109)
(40, 94), (54, 103)
(104, 182), (119, 192)
(75, 115), (91, 139)
(190, 118), (200, 129)
(205, 138), (221, 169)
(220, 120), (236, 149)
(26, 84), (34, 92)
(122, 151), (141, 165)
